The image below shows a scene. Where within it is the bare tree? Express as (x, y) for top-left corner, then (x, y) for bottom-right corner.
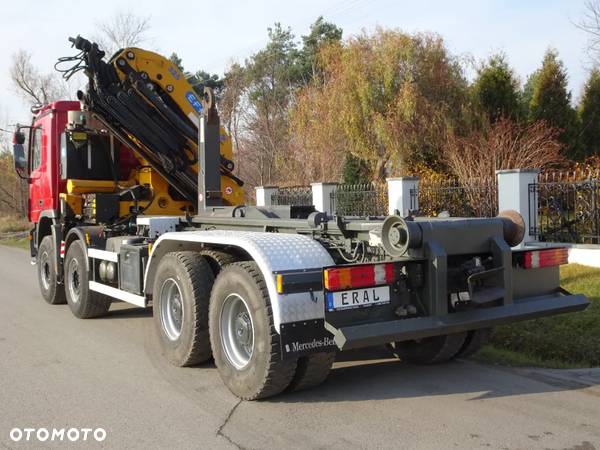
(0, 134), (28, 217)
(576, 1), (600, 65)
(9, 50), (67, 106)
(94, 11), (151, 55)
(445, 118), (564, 182)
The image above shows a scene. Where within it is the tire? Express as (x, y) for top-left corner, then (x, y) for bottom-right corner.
(209, 262), (297, 400)
(287, 352), (336, 392)
(390, 332), (468, 364)
(37, 235), (66, 305)
(454, 328), (491, 359)
(152, 251), (215, 367)
(199, 249), (237, 275)
(64, 240), (111, 319)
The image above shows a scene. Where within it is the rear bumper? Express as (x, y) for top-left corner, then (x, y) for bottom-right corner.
(326, 290), (589, 350)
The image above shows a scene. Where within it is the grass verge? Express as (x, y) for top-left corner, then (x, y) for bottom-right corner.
(0, 214), (30, 233)
(484, 263), (600, 368)
(0, 238), (30, 250)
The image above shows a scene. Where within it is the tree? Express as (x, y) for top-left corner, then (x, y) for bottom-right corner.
(94, 10), (151, 56)
(188, 70), (225, 96)
(575, 0), (600, 66)
(290, 29), (470, 182)
(445, 118), (563, 182)
(242, 23), (303, 185)
(342, 153), (370, 184)
(471, 54), (521, 121)
(220, 63), (247, 153)
(521, 71), (538, 117)
(298, 16), (343, 82)
(169, 53), (184, 72)
(0, 135), (28, 216)
(9, 50), (67, 106)
(527, 49), (578, 157)
(579, 69), (600, 158)
(168, 53), (224, 98)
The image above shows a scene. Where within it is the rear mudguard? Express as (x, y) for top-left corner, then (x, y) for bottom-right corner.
(144, 230), (335, 331)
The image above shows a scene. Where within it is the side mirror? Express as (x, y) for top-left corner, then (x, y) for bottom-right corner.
(12, 130), (27, 173)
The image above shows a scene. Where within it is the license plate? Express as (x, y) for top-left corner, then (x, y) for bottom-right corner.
(326, 285), (390, 312)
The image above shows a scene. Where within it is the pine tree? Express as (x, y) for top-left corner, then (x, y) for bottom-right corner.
(342, 153), (369, 184)
(579, 69), (600, 159)
(471, 54), (521, 121)
(528, 49), (578, 158)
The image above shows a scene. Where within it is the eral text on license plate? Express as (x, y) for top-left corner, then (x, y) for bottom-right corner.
(326, 285), (390, 312)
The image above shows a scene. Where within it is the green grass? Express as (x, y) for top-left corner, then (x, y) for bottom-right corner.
(0, 214), (30, 250)
(0, 238), (29, 249)
(487, 264), (600, 368)
(475, 345), (578, 369)
(0, 214), (30, 233)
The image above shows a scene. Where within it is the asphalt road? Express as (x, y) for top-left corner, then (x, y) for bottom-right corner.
(1, 244), (599, 450)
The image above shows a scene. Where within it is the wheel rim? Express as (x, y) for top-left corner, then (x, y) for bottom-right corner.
(39, 251), (51, 291)
(220, 293), (254, 369)
(159, 278), (184, 341)
(67, 258), (81, 303)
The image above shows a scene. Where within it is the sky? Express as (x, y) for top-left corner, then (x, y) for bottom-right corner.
(0, 0), (593, 127)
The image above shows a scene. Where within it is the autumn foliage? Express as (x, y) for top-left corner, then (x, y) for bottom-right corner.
(444, 118), (564, 183)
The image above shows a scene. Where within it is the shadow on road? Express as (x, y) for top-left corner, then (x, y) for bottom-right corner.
(97, 302), (599, 405)
(103, 305), (152, 320)
(272, 346), (599, 404)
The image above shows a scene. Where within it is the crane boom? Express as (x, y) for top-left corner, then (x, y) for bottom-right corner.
(62, 36), (243, 209)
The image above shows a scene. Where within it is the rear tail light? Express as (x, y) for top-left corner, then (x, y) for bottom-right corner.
(324, 263), (396, 291)
(523, 248), (568, 269)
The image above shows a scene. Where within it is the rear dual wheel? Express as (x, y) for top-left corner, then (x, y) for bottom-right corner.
(209, 262), (298, 400)
(154, 254), (334, 399)
(64, 240), (111, 319)
(153, 252), (215, 367)
(390, 328), (490, 364)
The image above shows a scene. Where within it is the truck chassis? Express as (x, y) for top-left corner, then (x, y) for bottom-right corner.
(13, 36), (589, 400)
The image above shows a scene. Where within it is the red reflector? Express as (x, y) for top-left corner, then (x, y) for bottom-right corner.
(523, 248), (568, 269)
(324, 263), (396, 291)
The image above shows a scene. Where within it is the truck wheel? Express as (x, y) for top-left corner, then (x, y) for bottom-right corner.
(454, 328), (491, 359)
(152, 252), (215, 367)
(64, 240), (111, 319)
(287, 352), (336, 392)
(390, 332), (467, 364)
(199, 249), (237, 275)
(209, 262), (297, 400)
(37, 235), (66, 305)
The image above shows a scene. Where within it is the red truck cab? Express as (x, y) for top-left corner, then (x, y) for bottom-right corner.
(27, 101), (81, 223)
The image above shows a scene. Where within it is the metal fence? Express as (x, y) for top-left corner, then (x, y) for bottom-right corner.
(271, 186), (312, 206)
(415, 179), (498, 218)
(331, 183), (388, 216)
(529, 178), (600, 244)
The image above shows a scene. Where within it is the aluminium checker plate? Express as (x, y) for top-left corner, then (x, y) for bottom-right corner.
(146, 230), (335, 331)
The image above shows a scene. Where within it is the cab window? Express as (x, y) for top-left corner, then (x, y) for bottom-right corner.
(30, 127), (42, 171)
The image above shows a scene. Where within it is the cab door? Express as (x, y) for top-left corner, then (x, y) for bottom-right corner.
(28, 124), (47, 223)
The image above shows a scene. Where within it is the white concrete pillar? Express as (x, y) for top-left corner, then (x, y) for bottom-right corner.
(311, 182), (338, 214)
(496, 169), (539, 243)
(255, 186), (278, 207)
(387, 177), (419, 216)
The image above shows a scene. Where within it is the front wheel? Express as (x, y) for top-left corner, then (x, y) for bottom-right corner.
(209, 262), (297, 400)
(37, 235), (66, 305)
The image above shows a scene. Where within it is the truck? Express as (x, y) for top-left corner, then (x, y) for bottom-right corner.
(10, 36), (589, 400)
